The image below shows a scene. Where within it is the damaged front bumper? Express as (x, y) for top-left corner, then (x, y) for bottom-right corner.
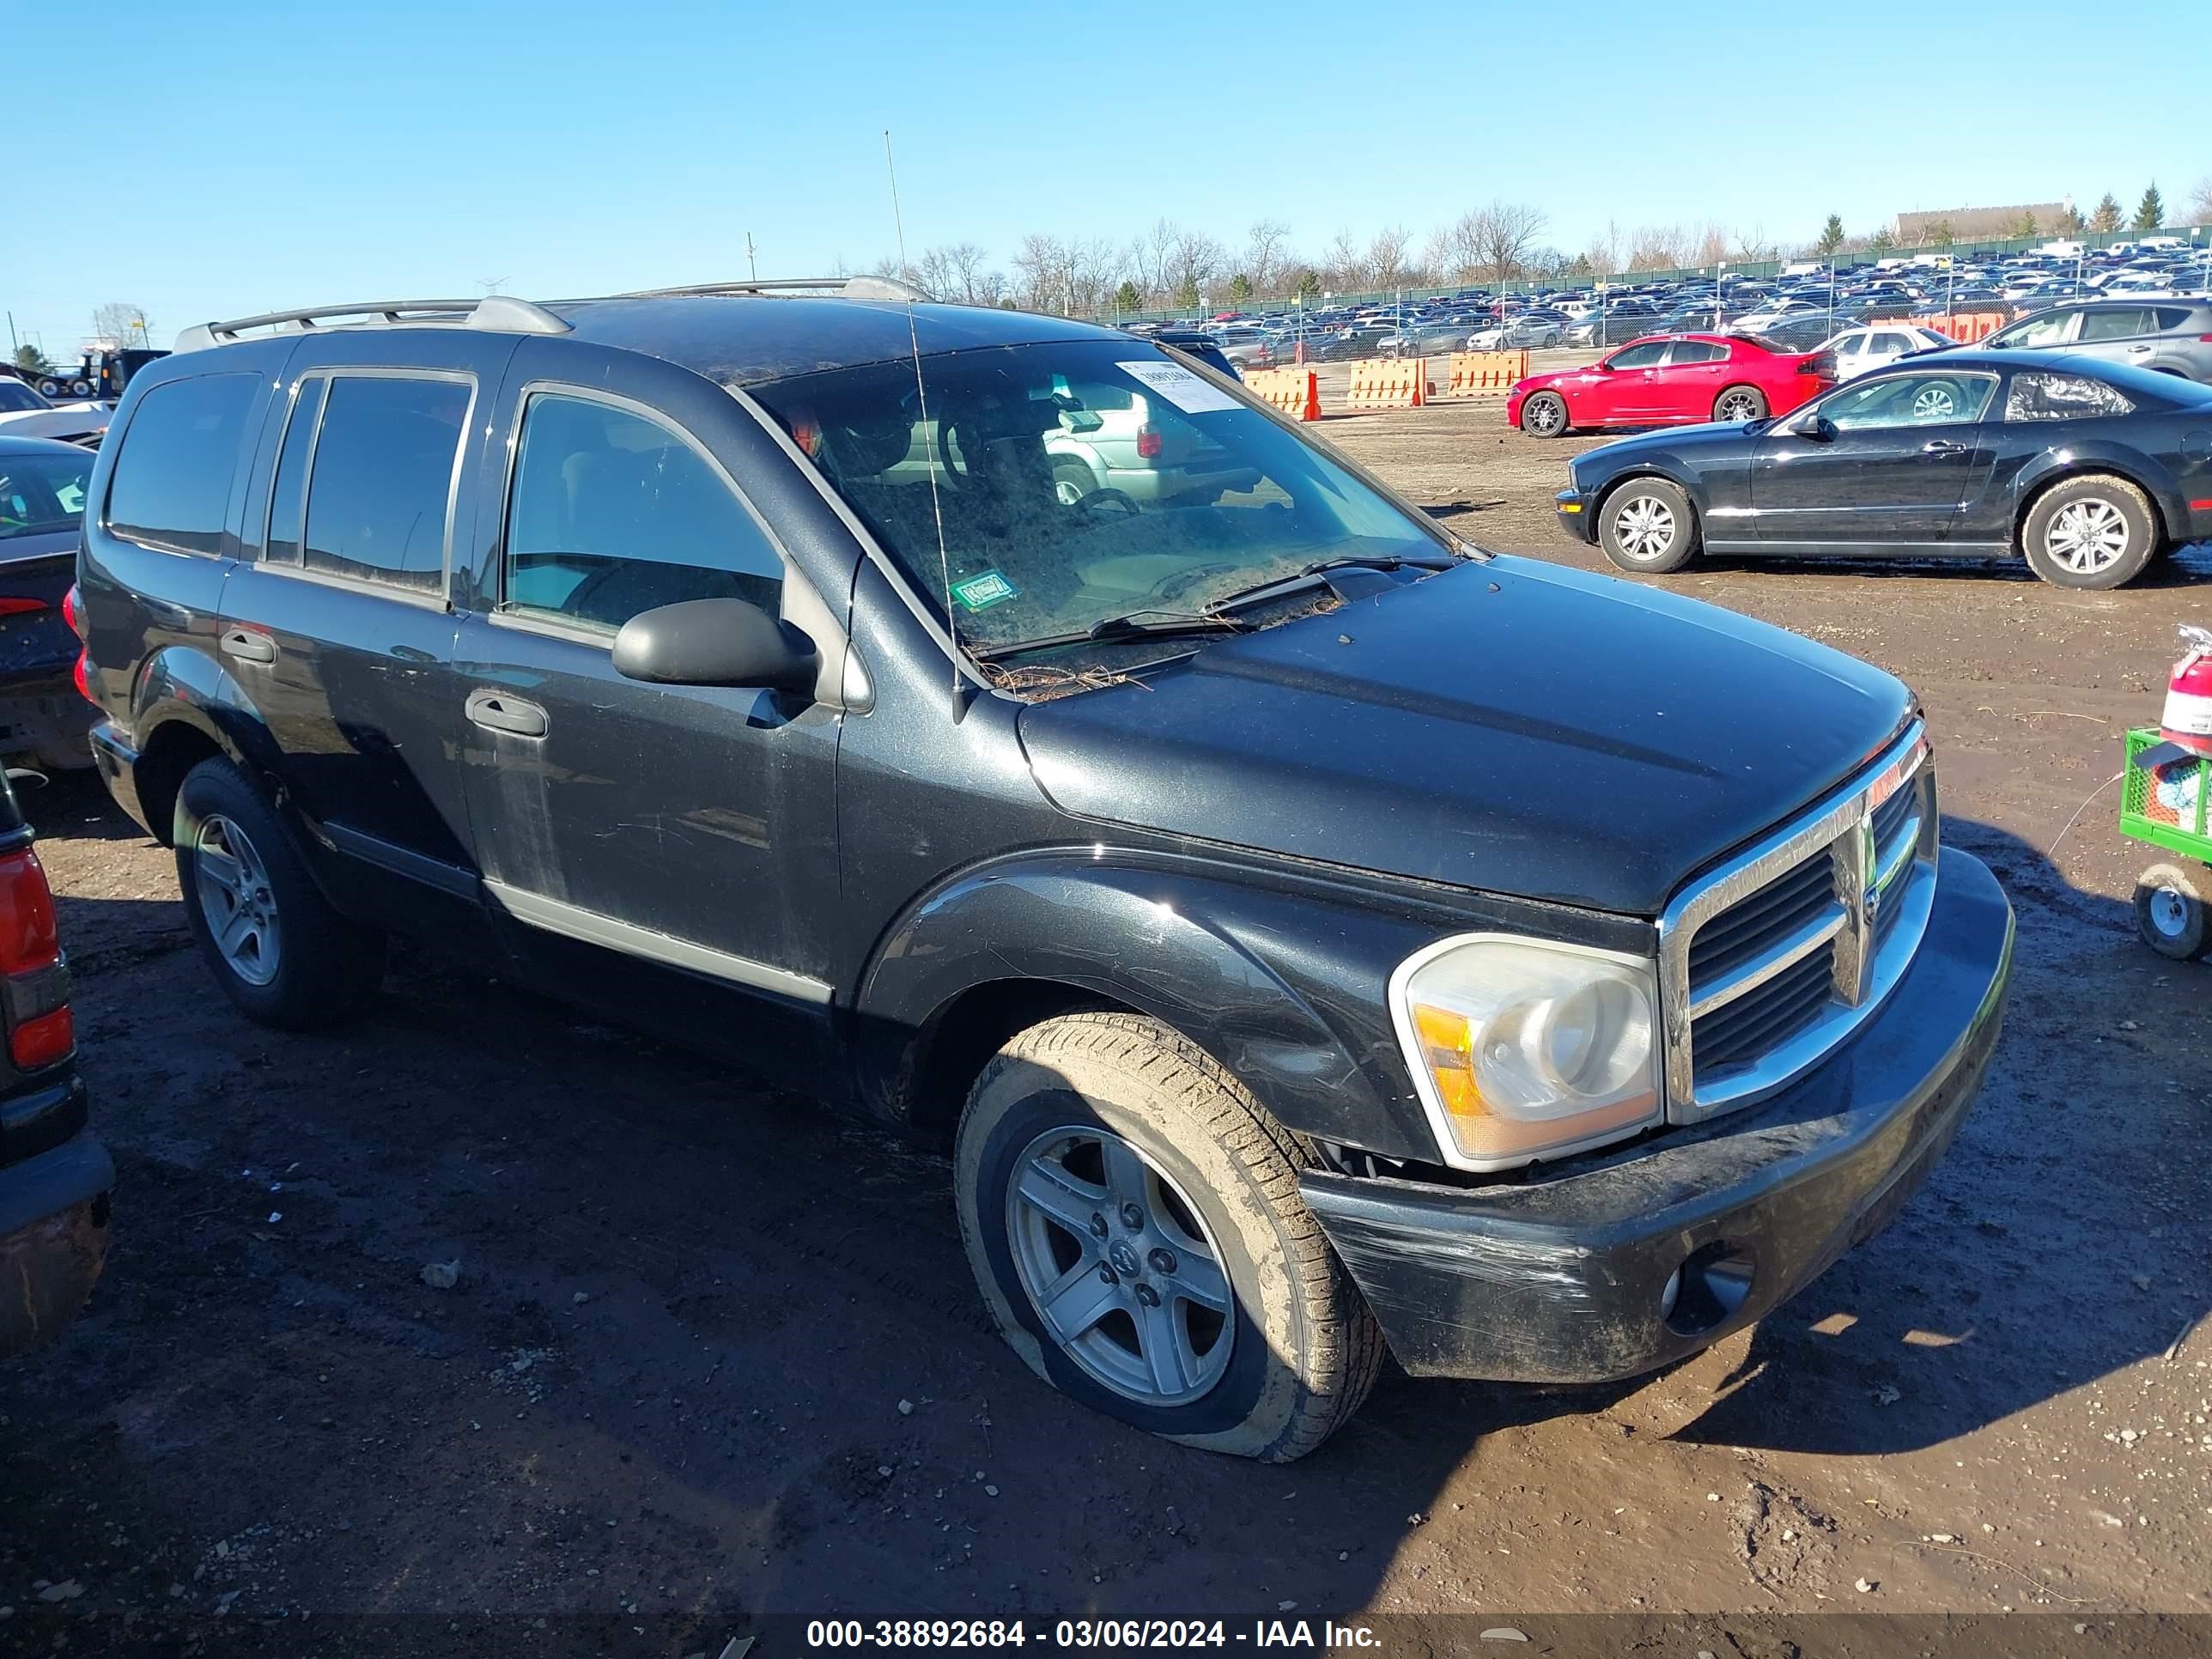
(1300, 846), (2013, 1383)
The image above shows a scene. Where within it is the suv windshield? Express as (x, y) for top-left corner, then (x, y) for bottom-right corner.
(0, 449), (92, 540)
(751, 341), (1444, 655)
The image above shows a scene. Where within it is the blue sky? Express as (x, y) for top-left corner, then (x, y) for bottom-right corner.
(5, 0), (2203, 357)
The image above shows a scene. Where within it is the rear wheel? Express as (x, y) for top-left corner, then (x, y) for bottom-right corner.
(1053, 456), (1102, 507)
(2135, 863), (2210, 960)
(955, 1012), (1383, 1462)
(2021, 473), (2156, 589)
(174, 757), (386, 1029)
(1598, 477), (1699, 574)
(1713, 385), (1767, 423)
(1521, 392), (1568, 438)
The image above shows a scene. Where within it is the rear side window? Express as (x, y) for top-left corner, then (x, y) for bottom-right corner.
(2079, 308), (2154, 341)
(301, 375), (471, 594)
(106, 373), (258, 555)
(2006, 372), (2136, 422)
(501, 392), (783, 630)
(1664, 340), (1729, 365)
(264, 376), (327, 565)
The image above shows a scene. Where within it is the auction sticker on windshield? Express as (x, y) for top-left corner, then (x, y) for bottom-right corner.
(1117, 361), (1239, 414)
(951, 569), (1019, 612)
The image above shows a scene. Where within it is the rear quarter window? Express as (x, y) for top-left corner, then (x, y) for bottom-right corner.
(105, 373), (259, 555)
(300, 375), (471, 595)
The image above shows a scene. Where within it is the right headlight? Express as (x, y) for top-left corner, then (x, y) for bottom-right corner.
(1389, 933), (1662, 1170)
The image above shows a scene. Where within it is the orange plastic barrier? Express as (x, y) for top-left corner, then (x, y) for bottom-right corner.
(1438, 349), (1530, 398)
(1344, 356), (1426, 410)
(1243, 366), (1321, 422)
(1922, 311), (2008, 343)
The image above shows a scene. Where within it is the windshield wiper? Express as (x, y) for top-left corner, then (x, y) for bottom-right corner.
(1199, 553), (1459, 617)
(968, 611), (1248, 663)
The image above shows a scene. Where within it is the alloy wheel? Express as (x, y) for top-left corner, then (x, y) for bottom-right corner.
(1911, 386), (1958, 420)
(1526, 398), (1564, 435)
(1717, 392), (1760, 422)
(2045, 498), (2130, 574)
(1004, 1125), (1235, 1407)
(1613, 495), (1676, 561)
(192, 814), (283, 987)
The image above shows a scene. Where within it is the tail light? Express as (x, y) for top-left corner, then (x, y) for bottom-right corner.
(63, 583), (93, 707)
(0, 848), (72, 1071)
(0, 598), (46, 617)
(1136, 425), (1164, 460)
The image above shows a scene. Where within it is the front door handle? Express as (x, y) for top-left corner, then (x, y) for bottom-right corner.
(220, 628), (276, 665)
(465, 689), (548, 738)
(1922, 440), (1969, 457)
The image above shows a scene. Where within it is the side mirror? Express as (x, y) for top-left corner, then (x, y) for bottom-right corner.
(611, 597), (819, 692)
(1800, 415), (1838, 442)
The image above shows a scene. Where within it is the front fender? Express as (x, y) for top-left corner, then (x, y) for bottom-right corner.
(856, 848), (1456, 1164)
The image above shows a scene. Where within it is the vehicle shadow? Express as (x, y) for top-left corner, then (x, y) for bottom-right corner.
(1687, 537), (2212, 586)
(10, 806), (2200, 1625)
(15, 767), (145, 842)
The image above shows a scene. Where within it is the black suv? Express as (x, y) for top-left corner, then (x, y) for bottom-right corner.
(76, 278), (2012, 1460)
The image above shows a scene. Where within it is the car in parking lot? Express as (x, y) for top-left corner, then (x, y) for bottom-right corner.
(1553, 351), (2212, 588)
(1982, 300), (2212, 381)
(0, 435), (105, 770)
(74, 278), (2011, 1460)
(1510, 333), (1834, 437)
(1823, 323), (1954, 380)
(1468, 313), (1569, 349)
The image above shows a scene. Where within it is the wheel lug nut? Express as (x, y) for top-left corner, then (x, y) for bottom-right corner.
(1133, 1284), (1161, 1308)
(1089, 1212), (1109, 1239)
(1148, 1247), (1176, 1274)
(1120, 1203), (1145, 1231)
(1097, 1263), (1117, 1285)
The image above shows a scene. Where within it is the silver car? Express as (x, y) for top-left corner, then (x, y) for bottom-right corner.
(1045, 381), (1260, 507)
(1984, 300), (2212, 383)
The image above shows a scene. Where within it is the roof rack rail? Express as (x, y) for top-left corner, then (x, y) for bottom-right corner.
(174, 294), (572, 354)
(607, 275), (934, 304)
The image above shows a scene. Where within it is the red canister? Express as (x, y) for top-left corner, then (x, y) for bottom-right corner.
(2161, 625), (2212, 757)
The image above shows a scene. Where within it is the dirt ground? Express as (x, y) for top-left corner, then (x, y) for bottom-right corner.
(3, 390), (2209, 1656)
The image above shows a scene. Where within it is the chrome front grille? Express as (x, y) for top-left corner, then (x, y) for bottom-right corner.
(1659, 725), (1937, 1122)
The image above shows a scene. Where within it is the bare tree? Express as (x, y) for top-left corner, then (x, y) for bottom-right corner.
(1468, 201), (1549, 283)
(1692, 221), (1729, 267)
(1629, 223), (1688, 270)
(1368, 225), (1413, 290)
(91, 301), (153, 348)
(1165, 227), (1226, 308)
(1584, 218), (1625, 279)
(2191, 176), (2212, 225)
(1243, 219), (1291, 295)
(1731, 223), (1778, 263)
(1012, 234), (1068, 312)
(1323, 228), (1366, 291)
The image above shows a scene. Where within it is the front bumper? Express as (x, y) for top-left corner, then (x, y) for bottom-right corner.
(1301, 845), (2012, 1383)
(1554, 484), (1597, 544)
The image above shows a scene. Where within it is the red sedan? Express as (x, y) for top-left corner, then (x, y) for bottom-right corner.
(1507, 333), (1834, 438)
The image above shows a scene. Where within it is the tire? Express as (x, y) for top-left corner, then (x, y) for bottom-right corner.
(173, 757), (387, 1029)
(1051, 455), (1101, 507)
(1521, 391), (1569, 438)
(68, 380), (92, 398)
(35, 380), (61, 398)
(1713, 385), (1767, 422)
(954, 1012), (1384, 1462)
(2134, 863), (2210, 960)
(2022, 473), (2158, 589)
(1597, 477), (1700, 574)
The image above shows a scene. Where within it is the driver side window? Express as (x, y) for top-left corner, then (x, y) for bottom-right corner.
(1819, 372), (1997, 431)
(502, 392), (782, 631)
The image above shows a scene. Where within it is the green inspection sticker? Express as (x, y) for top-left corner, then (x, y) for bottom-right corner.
(951, 569), (1019, 612)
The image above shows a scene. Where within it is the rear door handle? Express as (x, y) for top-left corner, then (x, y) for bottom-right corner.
(219, 628), (276, 665)
(1922, 440), (1969, 457)
(465, 689), (548, 738)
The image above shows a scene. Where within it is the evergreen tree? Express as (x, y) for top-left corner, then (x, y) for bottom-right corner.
(2133, 184), (2165, 232)
(2055, 203), (2086, 234)
(1869, 227), (1897, 252)
(1112, 280), (1140, 313)
(1295, 269), (1321, 300)
(2089, 193), (2123, 233)
(10, 345), (47, 376)
(1227, 272), (1253, 306)
(1814, 214), (1844, 256)
(2010, 210), (2039, 239)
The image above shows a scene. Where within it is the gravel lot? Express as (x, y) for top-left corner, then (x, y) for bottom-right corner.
(3, 386), (2209, 1655)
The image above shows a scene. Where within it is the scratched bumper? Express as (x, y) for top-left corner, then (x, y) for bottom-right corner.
(0, 1128), (113, 1358)
(88, 720), (151, 836)
(1300, 847), (2012, 1383)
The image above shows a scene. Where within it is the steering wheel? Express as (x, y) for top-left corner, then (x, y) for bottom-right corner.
(1068, 486), (1141, 520)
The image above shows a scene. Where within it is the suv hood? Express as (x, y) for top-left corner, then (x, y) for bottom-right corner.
(1017, 556), (1911, 915)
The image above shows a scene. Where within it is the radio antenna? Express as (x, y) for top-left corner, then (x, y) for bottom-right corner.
(884, 129), (961, 708)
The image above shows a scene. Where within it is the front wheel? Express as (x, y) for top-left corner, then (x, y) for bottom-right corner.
(955, 1012), (1383, 1462)
(1713, 386), (1767, 423)
(2134, 862), (2210, 959)
(1521, 391), (1568, 437)
(174, 757), (388, 1029)
(2022, 473), (2157, 589)
(1598, 477), (1700, 574)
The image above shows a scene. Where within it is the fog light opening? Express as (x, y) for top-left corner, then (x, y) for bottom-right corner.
(1662, 1242), (1755, 1338)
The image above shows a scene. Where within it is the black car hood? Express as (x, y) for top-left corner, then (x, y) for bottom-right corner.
(1017, 557), (1911, 915)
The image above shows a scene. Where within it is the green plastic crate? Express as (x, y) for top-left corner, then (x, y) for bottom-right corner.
(2120, 726), (2212, 863)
